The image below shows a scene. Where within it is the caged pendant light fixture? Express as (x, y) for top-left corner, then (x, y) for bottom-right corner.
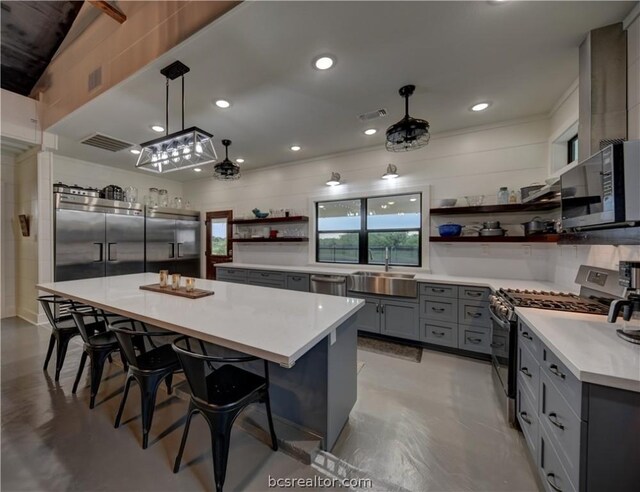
(385, 84), (430, 152)
(213, 139), (241, 180)
(136, 61), (217, 173)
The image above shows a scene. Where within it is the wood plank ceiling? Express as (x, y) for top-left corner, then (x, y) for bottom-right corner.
(1, 1), (84, 96)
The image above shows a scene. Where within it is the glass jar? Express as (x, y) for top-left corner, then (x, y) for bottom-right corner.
(148, 188), (159, 207)
(174, 196), (183, 209)
(124, 186), (138, 203)
(497, 187), (509, 205)
(159, 189), (169, 207)
(509, 190), (518, 203)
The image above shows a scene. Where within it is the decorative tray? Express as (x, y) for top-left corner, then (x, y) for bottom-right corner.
(139, 283), (214, 299)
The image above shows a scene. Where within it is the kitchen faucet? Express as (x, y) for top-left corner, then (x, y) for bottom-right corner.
(384, 247), (390, 272)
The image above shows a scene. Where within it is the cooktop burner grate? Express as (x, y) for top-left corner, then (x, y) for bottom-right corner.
(499, 289), (610, 315)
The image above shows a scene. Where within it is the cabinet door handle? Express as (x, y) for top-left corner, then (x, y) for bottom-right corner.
(93, 242), (104, 262)
(519, 367), (532, 378)
(467, 312), (482, 318)
(177, 243), (183, 258)
(545, 473), (563, 492)
(107, 242), (117, 261)
(169, 243), (175, 258)
(375, 304), (380, 313)
(548, 412), (565, 430)
(490, 342), (504, 348)
(522, 331), (533, 340)
(519, 411), (532, 425)
(467, 337), (482, 344)
(431, 307), (445, 312)
(467, 291), (483, 297)
(291, 276), (301, 281)
(549, 364), (566, 380)
(432, 331), (445, 337)
(380, 304), (385, 314)
(432, 288), (446, 293)
(261, 273), (269, 277)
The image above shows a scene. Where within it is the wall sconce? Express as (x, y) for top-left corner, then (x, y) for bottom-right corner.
(381, 164), (399, 180)
(326, 172), (342, 186)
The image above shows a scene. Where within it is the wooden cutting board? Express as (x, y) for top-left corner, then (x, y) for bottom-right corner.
(139, 283), (214, 299)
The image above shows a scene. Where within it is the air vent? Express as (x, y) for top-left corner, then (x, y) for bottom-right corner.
(80, 133), (133, 152)
(358, 108), (387, 122)
(88, 67), (102, 92)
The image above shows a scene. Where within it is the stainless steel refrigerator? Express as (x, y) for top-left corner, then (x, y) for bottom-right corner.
(145, 207), (201, 278)
(54, 193), (145, 281)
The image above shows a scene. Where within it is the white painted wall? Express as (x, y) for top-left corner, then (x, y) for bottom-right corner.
(184, 116), (552, 279)
(1, 154), (16, 318)
(0, 89), (39, 144)
(52, 154), (185, 199)
(627, 14), (640, 140)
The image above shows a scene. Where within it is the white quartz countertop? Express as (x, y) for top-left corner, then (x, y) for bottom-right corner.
(37, 273), (364, 367)
(516, 308), (640, 393)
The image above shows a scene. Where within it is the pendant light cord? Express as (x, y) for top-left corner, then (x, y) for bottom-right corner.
(181, 75), (185, 130)
(165, 78), (169, 136)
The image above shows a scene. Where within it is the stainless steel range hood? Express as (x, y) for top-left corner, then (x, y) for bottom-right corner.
(578, 22), (627, 160)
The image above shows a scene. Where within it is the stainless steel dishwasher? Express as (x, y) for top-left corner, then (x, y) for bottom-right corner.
(310, 275), (347, 296)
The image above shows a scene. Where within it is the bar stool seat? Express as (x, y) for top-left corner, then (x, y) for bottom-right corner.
(203, 364), (267, 407)
(136, 344), (179, 371)
(87, 331), (118, 347)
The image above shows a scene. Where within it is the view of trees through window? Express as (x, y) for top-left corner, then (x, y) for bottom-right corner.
(316, 193), (421, 266)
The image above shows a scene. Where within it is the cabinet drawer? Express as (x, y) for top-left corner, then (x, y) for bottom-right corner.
(540, 371), (584, 488)
(248, 270), (285, 283)
(541, 346), (582, 419)
(518, 344), (539, 404)
(286, 273), (310, 292)
(216, 267), (247, 281)
(421, 298), (458, 323)
(458, 325), (491, 354)
(518, 320), (540, 360)
(419, 283), (458, 299)
(539, 425), (577, 492)
(459, 286), (490, 302)
(420, 320), (458, 348)
(517, 386), (539, 464)
(458, 300), (490, 328)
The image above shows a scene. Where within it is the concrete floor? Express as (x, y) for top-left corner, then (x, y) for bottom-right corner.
(1, 317), (539, 491)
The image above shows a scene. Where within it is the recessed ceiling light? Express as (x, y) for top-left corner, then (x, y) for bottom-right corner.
(130, 149), (141, 155)
(471, 102), (491, 112)
(215, 99), (231, 109)
(193, 168), (202, 172)
(364, 128), (377, 136)
(313, 55), (335, 70)
(290, 145), (301, 151)
(236, 158), (245, 164)
(151, 125), (165, 133)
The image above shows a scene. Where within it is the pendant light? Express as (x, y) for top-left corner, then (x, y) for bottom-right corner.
(213, 139), (241, 180)
(136, 61), (217, 173)
(381, 163), (399, 179)
(326, 172), (341, 186)
(385, 84), (430, 152)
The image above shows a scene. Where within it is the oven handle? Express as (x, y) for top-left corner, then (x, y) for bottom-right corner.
(489, 305), (512, 330)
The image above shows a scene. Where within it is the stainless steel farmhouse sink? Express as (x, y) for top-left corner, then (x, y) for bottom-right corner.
(348, 271), (417, 298)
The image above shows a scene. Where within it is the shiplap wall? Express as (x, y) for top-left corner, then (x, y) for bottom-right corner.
(184, 116), (552, 278)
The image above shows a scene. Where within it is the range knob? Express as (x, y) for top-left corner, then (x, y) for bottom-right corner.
(499, 305), (509, 316)
(489, 295), (497, 305)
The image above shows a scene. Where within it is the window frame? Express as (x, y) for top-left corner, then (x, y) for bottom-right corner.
(567, 134), (578, 164)
(315, 192), (422, 267)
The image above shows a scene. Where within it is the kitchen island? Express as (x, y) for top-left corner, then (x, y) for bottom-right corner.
(37, 273), (364, 450)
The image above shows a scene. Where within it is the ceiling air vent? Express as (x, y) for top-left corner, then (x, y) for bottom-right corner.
(88, 67), (102, 92)
(80, 133), (133, 152)
(358, 108), (387, 122)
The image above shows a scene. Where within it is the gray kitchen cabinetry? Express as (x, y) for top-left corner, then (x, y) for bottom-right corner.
(216, 267), (248, 284)
(420, 320), (458, 348)
(516, 318), (640, 492)
(286, 273), (310, 292)
(351, 295), (381, 334)
(349, 293), (419, 340)
(247, 270), (286, 289)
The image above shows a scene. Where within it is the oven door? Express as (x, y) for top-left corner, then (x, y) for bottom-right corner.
(489, 306), (515, 398)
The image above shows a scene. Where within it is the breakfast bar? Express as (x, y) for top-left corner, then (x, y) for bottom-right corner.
(37, 273), (364, 450)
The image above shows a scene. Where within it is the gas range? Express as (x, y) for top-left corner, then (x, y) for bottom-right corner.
(489, 288), (611, 321)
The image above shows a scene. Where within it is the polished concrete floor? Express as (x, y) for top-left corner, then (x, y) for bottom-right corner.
(1, 317), (539, 491)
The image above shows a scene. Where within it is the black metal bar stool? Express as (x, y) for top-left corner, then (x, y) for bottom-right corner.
(69, 310), (128, 409)
(108, 319), (181, 449)
(38, 295), (90, 381)
(171, 336), (278, 492)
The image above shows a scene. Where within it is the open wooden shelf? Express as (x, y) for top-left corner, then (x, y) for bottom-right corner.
(430, 202), (560, 215)
(430, 234), (560, 243)
(231, 237), (309, 243)
(231, 216), (309, 225)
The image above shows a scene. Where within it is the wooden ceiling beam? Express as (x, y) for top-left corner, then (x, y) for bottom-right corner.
(88, 1), (126, 24)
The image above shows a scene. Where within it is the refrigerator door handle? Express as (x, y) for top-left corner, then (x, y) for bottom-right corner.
(177, 243), (183, 258)
(107, 242), (117, 261)
(169, 242), (175, 259)
(93, 242), (104, 262)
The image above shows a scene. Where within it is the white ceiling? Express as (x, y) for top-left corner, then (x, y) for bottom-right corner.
(50, 0), (635, 181)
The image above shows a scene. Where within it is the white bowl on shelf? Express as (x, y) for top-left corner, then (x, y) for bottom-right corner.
(436, 198), (458, 208)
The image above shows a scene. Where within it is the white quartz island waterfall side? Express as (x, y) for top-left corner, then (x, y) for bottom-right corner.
(37, 273), (365, 450)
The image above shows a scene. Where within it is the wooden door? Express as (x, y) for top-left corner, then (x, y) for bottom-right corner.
(205, 210), (233, 279)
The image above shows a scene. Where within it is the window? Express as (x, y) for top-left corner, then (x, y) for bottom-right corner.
(568, 134), (578, 164)
(316, 193), (421, 266)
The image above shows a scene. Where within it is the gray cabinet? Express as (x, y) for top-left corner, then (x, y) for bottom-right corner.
(216, 267), (248, 283)
(458, 300), (490, 328)
(420, 283), (458, 299)
(420, 320), (458, 348)
(458, 325), (491, 354)
(420, 298), (458, 323)
(351, 295), (381, 334)
(286, 273), (310, 292)
(248, 270), (286, 289)
(380, 299), (419, 340)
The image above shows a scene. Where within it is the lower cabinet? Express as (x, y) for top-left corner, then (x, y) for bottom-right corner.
(458, 325), (491, 354)
(420, 320), (458, 348)
(285, 273), (310, 292)
(350, 293), (419, 340)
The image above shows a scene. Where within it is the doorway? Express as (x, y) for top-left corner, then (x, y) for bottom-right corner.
(205, 210), (233, 279)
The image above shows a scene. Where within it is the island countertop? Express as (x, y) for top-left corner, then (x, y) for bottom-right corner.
(37, 273), (364, 367)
